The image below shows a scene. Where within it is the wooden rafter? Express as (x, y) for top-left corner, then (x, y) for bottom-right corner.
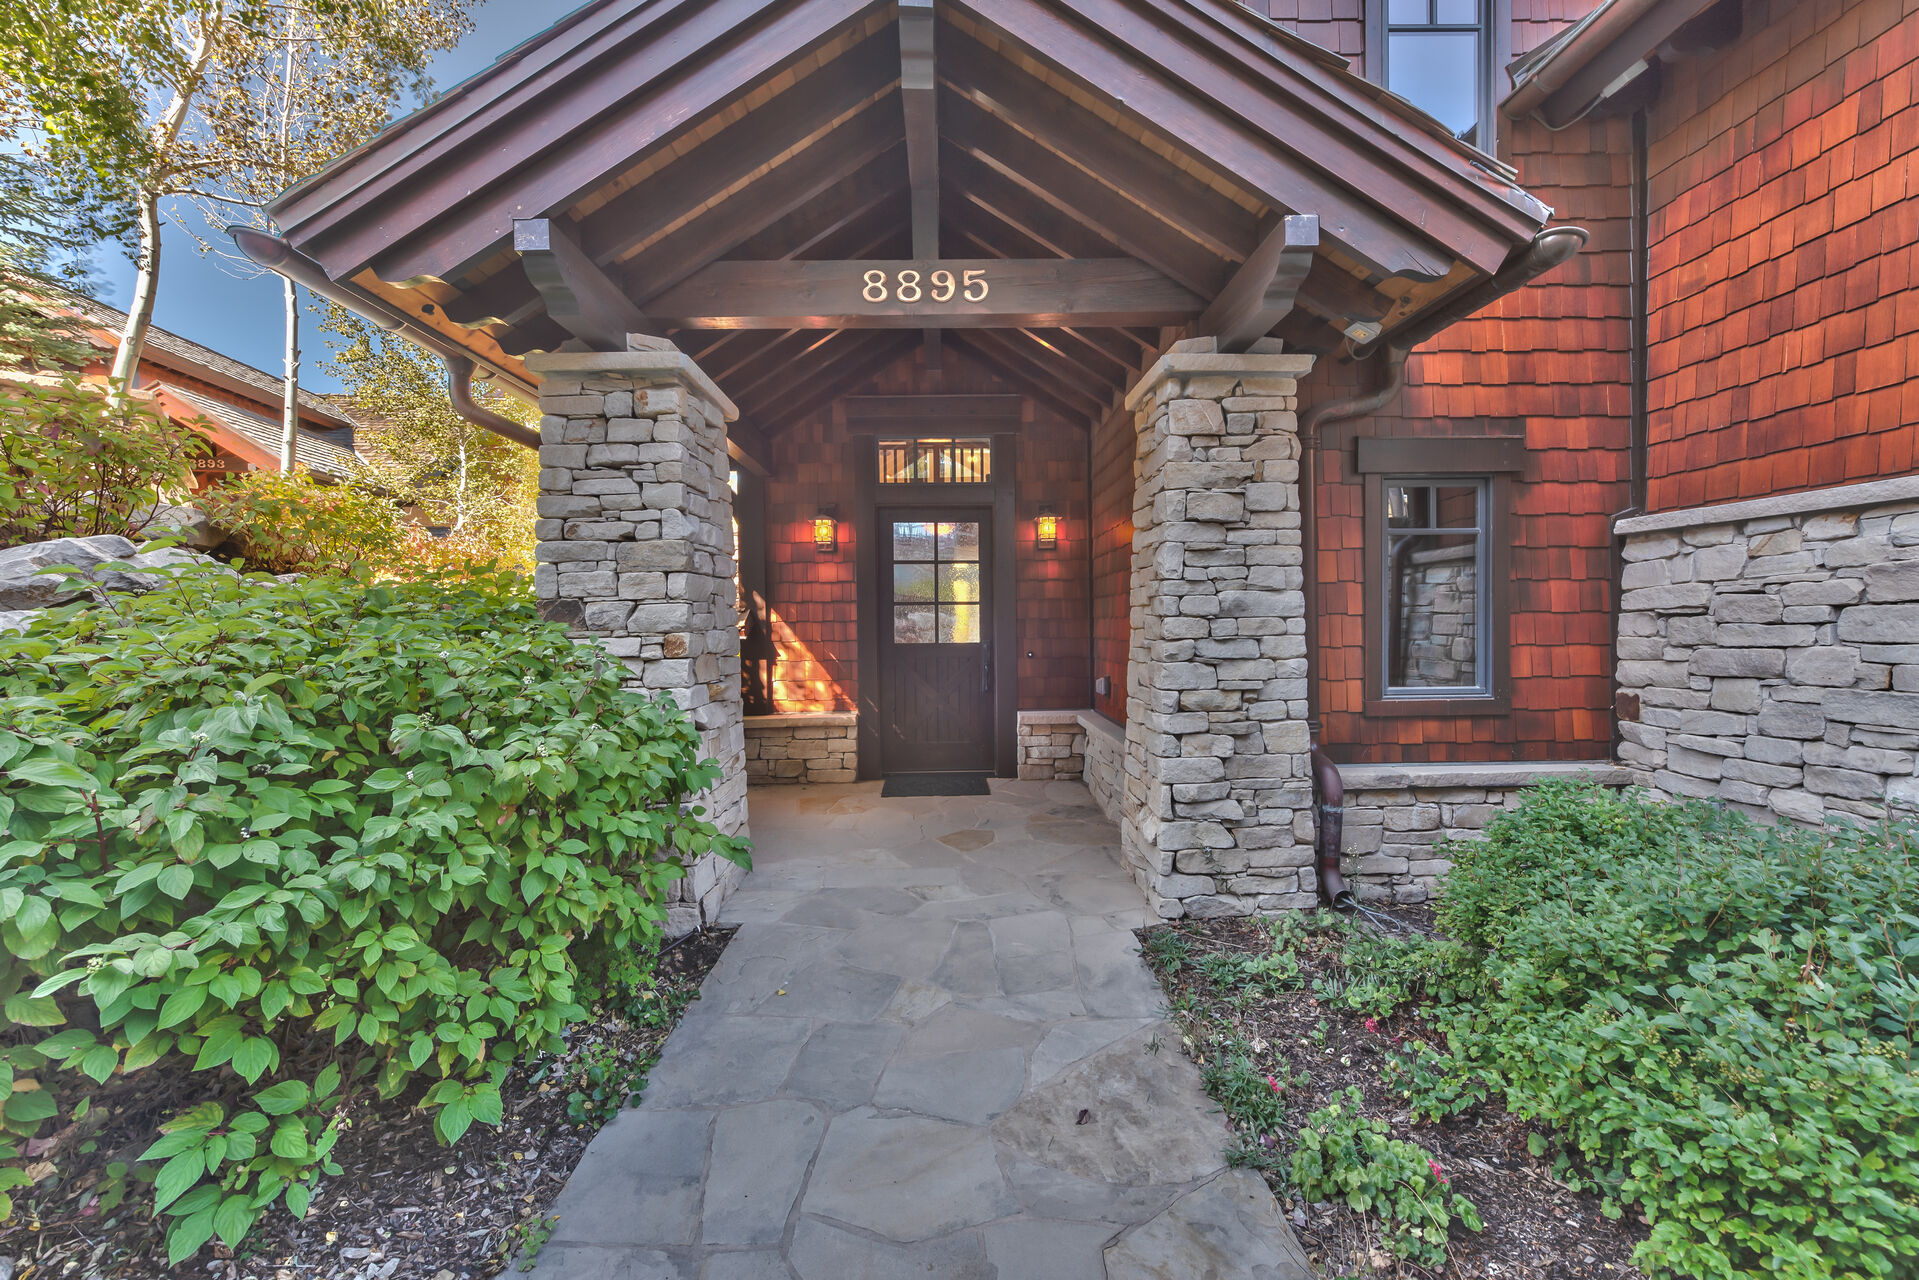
(752, 333), (921, 436)
(899, 0), (941, 366)
(951, 329), (1100, 422)
(625, 126), (906, 304)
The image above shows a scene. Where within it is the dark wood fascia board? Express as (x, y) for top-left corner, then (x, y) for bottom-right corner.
(576, 35), (901, 267)
(1354, 434), (1528, 475)
(949, 0), (1525, 280)
(346, 0), (885, 286)
(513, 217), (647, 350)
(644, 258), (1200, 330)
(843, 394), (1024, 433)
(1192, 214), (1318, 352)
(271, 0), (703, 232)
(1140, 0), (1546, 238)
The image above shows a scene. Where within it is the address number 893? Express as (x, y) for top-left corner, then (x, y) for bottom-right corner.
(863, 268), (988, 305)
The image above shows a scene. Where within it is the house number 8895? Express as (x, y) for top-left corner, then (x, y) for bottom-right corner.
(863, 268), (989, 304)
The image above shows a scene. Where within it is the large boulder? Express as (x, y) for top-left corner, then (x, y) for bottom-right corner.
(137, 504), (221, 550)
(0, 535), (227, 611)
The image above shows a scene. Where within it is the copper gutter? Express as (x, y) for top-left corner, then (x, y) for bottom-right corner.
(1500, 0), (1661, 121)
(228, 226), (541, 450)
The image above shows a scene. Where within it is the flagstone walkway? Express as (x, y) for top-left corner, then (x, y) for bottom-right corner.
(527, 780), (1313, 1279)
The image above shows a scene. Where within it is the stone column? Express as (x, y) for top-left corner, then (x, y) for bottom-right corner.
(525, 341), (748, 932)
(1118, 338), (1318, 918)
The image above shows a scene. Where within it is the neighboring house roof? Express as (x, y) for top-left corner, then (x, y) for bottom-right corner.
(152, 382), (361, 479)
(54, 287), (357, 433)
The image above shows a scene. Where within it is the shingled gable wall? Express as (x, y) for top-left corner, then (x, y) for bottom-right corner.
(527, 342), (749, 934)
(1117, 339), (1321, 919)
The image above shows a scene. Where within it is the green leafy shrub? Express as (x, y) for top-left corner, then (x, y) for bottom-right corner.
(1291, 1086), (1482, 1267)
(1435, 783), (1919, 1280)
(198, 469), (403, 574)
(0, 377), (203, 547)
(1311, 928), (1461, 1019)
(1379, 1038), (1488, 1123)
(0, 564), (747, 1262)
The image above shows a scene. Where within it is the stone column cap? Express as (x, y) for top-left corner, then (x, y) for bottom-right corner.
(526, 347), (739, 422)
(1124, 351), (1317, 411)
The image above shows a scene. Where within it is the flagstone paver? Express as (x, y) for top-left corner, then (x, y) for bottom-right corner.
(524, 780), (1313, 1280)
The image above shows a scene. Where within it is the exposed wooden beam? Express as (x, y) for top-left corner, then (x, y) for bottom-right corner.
(442, 261), (541, 329)
(899, 0), (941, 367)
(1193, 214), (1319, 353)
(624, 125), (906, 304)
(1002, 328), (1116, 402)
(942, 149), (1129, 263)
(646, 258), (1199, 330)
(513, 218), (648, 351)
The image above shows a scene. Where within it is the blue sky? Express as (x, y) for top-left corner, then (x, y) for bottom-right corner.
(93, 0), (562, 394)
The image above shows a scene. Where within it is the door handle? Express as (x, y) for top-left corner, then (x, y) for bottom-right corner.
(981, 642), (992, 694)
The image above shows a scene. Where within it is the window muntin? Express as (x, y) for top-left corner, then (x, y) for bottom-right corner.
(1385, 0), (1484, 142)
(877, 437), (992, 485)
(891, 520), (982, 644)
(1382, 479), (1488, 696)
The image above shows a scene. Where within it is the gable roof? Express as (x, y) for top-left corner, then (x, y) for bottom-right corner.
(263, 0), (1560, 441)
(152, 382), (362, 479)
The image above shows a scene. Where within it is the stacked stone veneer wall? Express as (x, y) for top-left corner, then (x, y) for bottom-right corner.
(1016, 710), (1087, 781)
(1616, 477), (1919, 824)
(1119, 341), (1319, 919)
(744, 713), (856, 784)
(1338, 763), (1631, 903)
(527, 345), (749, 933)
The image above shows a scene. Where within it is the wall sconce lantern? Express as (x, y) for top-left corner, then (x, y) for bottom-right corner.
(813, 505), (840, 554)
(1034, 505), (1059, 552)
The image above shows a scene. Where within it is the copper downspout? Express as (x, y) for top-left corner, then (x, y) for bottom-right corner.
(1300, 346), (1408, 907)
(1302, 225), (1589, 906)
(228, 226), (541, 450)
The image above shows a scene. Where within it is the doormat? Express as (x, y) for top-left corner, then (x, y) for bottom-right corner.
(881, 772), (993, 797)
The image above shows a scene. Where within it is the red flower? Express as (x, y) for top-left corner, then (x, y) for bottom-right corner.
(1429, 1158), (1448, 1184)
(1266, 1073), (1283, 1094)
(1363, 1017), (1380, 1033)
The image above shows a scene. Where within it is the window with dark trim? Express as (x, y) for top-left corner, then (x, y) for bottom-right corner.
(1356, 435), (1520, 716)
(876, 437), (992, 485)
(1367, 0), (1501, 151)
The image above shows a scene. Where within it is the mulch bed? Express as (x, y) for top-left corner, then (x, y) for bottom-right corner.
(2, 927), (734, 1280)
(1140, 911), (1647, 1280)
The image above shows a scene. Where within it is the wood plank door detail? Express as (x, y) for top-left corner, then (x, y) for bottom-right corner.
(878, 508), (994, 773)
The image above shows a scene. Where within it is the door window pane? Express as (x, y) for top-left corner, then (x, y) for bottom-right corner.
(894, 605), (937, 645)
(939, 605), (981, 644)
(1382, 480), (1487, 694)
(890, 520), (986, 644)
(893, 522), (935, 563)
(894, 564), (937, 602)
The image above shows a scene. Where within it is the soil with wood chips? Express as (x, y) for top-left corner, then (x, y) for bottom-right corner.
(1141, 911), (1648, 1280)
(2, 927), (733, 1280)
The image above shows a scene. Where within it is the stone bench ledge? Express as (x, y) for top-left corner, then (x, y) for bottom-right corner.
(1075, 709), (1125, 747)
(744, 712), (858, 729)
(1339, 761), (1632, 791)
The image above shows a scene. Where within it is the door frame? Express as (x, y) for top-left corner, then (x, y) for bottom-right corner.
(855, 433), (1018, 779)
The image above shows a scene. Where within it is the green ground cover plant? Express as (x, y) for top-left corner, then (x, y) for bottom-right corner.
(0, 562), (747, 1263)
(1291, 1086), (1482, 1268)
(1433, 783), (1919, 1280)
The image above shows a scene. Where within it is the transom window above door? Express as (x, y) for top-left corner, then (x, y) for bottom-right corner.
(877, 438), (992, 485)
(892, 521), (982, 644)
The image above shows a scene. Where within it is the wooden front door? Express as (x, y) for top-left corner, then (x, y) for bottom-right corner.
(878, 509), (995, 773)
